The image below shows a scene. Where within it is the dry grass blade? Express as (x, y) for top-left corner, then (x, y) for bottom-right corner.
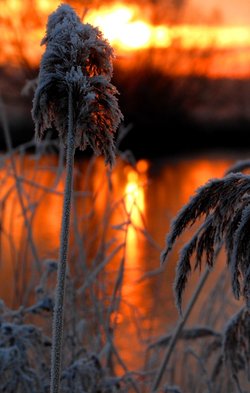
(186, 348), (213, 393)
(149, 326), (221, 348)
(77, 242), (125, 294)
(151, 268), (210, 392)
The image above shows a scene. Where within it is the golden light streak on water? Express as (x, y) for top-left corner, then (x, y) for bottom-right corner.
(123, 159), (148, 260)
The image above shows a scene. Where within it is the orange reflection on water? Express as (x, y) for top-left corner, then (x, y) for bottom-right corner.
(123, 159), (148, 274)
(113, 159), (151, 374)
(122, 159), (148, 292)
(124, 161), (148, 227)
(180, 158), (232, 203)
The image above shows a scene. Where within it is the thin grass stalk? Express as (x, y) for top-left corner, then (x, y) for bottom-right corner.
(186, 348), (213, 393)
(0, 97), (41, 272)
(72, 197), (88, 275)
(151, 267), (210, 392)
(50, 89), (75, 393)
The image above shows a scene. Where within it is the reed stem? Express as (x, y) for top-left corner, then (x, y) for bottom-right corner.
(151, 267), (210, 392)
(50, 89), (75, 393)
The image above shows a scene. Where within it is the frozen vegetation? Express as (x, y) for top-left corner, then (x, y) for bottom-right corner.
(0, 3), (249, 393)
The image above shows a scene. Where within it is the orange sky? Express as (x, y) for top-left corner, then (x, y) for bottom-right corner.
(189, 0), (250, 25)
(1, 0), (250, 78)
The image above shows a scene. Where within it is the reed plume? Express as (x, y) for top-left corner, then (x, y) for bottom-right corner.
(161, 172), (250, 312)
(32, 4), (122, 393)
(32, 3), (123, 166)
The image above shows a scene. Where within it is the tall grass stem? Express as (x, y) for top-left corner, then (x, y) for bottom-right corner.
(50, 89), (75, 393)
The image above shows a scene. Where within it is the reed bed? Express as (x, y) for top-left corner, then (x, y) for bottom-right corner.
(0, 129), (248, 393)
(0, 3), (249, 393)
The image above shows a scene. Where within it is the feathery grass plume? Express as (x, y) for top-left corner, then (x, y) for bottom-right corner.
(223, 307), (250, 390)
(161, 172), (250, 312)
(32, 4), (123, 393)
(32, 3), (123, 166)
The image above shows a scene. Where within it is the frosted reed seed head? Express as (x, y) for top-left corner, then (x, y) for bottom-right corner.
(32, 4), (123, 166)
(161, 172), (250, 311)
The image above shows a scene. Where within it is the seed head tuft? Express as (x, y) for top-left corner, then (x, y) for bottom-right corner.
(32, 4), (123, 166)
(161, 172), (250, 311)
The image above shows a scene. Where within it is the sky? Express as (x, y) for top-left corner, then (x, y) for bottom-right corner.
(189, 0), (250, 25)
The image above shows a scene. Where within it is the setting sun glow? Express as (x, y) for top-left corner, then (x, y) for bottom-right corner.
(87, 5), (152, 50)
(1, 0), (250, 77)
(87, 4), (250, 52)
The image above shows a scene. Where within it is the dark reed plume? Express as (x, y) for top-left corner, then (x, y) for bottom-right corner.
(161, 172), (250, 312)
(32, 3), (123, 166)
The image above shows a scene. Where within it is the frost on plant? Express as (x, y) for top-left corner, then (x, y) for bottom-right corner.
(0, 260), (122, 393)
(223, 307), (250, 389)
(32, 4), (123, 166)
(0, 301), (51, 393)
(161, 172), (250, 311)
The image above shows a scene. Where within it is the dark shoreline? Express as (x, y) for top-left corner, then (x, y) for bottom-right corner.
(1, 65), (250, 160)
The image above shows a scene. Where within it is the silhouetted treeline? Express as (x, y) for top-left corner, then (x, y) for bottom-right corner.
(1, 62), (250, 159)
